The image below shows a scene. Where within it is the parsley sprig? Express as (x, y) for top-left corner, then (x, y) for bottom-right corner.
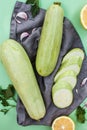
(26, 0), (40, 17)
(76, 106), (86, 123)
(0, 84), (16, 114)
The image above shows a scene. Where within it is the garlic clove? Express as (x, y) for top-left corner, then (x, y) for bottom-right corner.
(15, 12), (28, 24)
(20, 32), (29, 41)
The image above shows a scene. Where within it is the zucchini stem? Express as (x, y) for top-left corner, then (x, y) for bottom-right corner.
(54, 2), (61, 6)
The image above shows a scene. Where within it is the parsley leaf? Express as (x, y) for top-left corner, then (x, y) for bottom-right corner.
(0, 109), (9, 115)
(0, 84), (16, 114)
(0, 84), (15, 99)
(26, 0), (40, 17)
(76, 106), (86, 123)
(0, 97), (10, 106)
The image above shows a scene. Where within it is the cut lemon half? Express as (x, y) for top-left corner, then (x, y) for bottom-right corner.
(80, 4), (87, 29)
(52, 116), (75, 130)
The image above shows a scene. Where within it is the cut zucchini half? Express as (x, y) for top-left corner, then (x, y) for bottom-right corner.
(62, 48), (84, 64)
(52, 81), (73, 108)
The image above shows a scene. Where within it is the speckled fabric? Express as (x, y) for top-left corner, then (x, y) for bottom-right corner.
(10, 1), (87, 126)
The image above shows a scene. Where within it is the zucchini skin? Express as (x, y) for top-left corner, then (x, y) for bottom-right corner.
(36, 3), (64, 76)
(0, 39), (46, 120)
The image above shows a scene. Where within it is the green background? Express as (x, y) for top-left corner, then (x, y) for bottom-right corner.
(0, 0), (87, 130)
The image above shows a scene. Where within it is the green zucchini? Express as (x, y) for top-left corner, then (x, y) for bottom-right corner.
(0, 39), (46, 120)
(36, 2), (64, 76)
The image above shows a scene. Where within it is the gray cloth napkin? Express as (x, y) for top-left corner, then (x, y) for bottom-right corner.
(10, 1), (87, 126)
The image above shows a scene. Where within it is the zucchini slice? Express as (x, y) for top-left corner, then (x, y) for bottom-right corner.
(54, 64), (80, 80)
(52, 81), (73, 108)
(54, 70), (77, 89)
(62, 48), (84, 64)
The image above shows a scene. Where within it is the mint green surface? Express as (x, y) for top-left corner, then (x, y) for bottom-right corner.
(0, 0), (87, 130)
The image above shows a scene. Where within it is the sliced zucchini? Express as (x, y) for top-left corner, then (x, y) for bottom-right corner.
(54, 70), (77, 89)
(62, 48), (84, 64)
(62, 56), (83, 68)
(54, 64), (80, 80)
(52, 81), (73, 108)
(52, 48), (84, 109)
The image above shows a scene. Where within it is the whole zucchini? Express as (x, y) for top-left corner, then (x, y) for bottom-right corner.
(0, 39), (46, 120)
(36, 2), (64, 76)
